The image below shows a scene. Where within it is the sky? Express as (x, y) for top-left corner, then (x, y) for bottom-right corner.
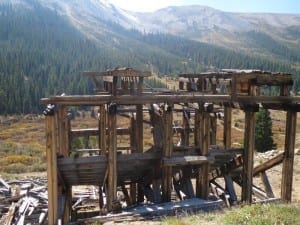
(108, 0), (300, 14)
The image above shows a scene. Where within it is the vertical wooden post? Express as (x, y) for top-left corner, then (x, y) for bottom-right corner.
(210, 113), (217, 145)
(98, 105), (106, 211)
(281, 110), (297, 202)
(112, 76), (118, 96)
(182, 107), (190, 146)
(199, 111), (210, 199)
(223, 106), (232, 149)
(223, 106), (237, 203)
(45, 113), (58, 225)
(136, 76), (144, 202)
(195, 107), (203, 197)
(130, 116), (137, 204)
(107, 103), (117, 211)
(242, 110), (255, 204)
(162, 104), (173, 202)
(99, 105), (107, 155)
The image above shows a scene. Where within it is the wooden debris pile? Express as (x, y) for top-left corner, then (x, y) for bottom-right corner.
(0, 177), (48, 225)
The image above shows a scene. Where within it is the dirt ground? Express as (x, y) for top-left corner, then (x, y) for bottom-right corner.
(1, 110), (300, 225)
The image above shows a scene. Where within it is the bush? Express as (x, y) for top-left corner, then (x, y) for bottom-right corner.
(255, 108), (276, 152)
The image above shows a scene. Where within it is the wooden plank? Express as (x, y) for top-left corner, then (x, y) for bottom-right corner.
(71, 127), (130, 137)
(161, 105), (173, 202)
(201, 112), (210, 199)
(40, 94), (232, 105)
(162, 156), (214, 166)
(107, 103), (118, 211)
(181, 107), (190, 146)
(223, 107), (232, 148)
(99, 105), (107, 155)
(84, 68), (152, 78)
(253, 153), (284, 176)
(241, 110), (255, 204)
(136, 103), (144, 202)
(195, 108), (204, 197)
(224, 175), (237, 204)
(281, 110), (297, 202)
(45, 115), (58, 225)
(260, 172), (275, 198)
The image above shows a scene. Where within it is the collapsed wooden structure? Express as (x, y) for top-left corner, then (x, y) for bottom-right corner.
(41, 68), (299, 224)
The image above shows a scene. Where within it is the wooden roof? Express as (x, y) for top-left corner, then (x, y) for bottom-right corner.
(179, 69), (293, 86)
(84, 67), (152, 78)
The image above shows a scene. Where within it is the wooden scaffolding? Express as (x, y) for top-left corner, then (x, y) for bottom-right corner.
(41, 68), (299, 224)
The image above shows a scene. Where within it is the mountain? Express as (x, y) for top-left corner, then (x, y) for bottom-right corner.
(34, 1), (300, 63)
(0, 0), (300, 114)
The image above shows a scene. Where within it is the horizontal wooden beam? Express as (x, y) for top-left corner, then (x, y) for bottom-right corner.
(41, 94), (300, 107)
(162, 156), (214, 166)
(84, 69), (152, 77)
(41, 94), (231, 105)
(71, 127), (130, 137)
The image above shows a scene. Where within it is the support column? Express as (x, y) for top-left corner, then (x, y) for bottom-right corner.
(98, 105), (106, 210)
(199, 111), (210, 199)
(99, 105), (107, 155)
(195, 104), (210, 199)
(223, 106), (232, 149)
(281, 110), (297, 202)
(130, 116), (137, 204)
(182, 107), (190, 146)
(107, 103), (117, 211)
(136, 76), (144, 202)
(45, 112), (58, 225)
(162, 104), (173, 202)
(242, 110), (255, 204)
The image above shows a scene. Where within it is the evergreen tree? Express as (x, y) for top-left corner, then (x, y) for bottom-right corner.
(255, 108), (277, 152)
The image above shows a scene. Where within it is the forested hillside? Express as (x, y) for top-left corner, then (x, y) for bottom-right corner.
(0, 0), (299, 114)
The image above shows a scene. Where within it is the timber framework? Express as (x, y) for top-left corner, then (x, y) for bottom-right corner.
(41, 68), (299, 224)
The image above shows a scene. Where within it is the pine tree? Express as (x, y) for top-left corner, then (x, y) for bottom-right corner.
(255, 108), (277, 152)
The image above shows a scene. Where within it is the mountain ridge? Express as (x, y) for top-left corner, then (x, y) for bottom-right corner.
(0, 0), (300, 114)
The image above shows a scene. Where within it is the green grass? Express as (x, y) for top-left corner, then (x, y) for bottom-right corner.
(158, 203), (300, 225)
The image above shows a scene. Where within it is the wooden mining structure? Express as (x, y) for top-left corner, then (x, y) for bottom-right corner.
(41, 68), (299, 224)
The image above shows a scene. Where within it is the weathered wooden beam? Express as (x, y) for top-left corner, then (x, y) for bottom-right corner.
(260, 172), (275, 198)
(241, 110), (255, 204)
(71, 127), (130, 137)
(281, 110), (297, 202)
(107, 103), (118, 211)
(253, 153), (284, 176)
(162, 156), (214, 166)
(161, 105), (173, 202)
(136, 83), (144, 202)
(99, 105), (107, 155)
(45, 114), (58, 225)
(181, 107), (190, 146)
(199, 112), (210, 199)
(223, 107), (232, 148)
(84, 68), (152, 78)
(40, 94), (232, 106)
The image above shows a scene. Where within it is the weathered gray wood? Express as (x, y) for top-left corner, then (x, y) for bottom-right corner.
(224, 175), (237, 204)
(162, 156), (214, 166)
(260, 172), (275, 198)
(281, 110), (297, 202)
